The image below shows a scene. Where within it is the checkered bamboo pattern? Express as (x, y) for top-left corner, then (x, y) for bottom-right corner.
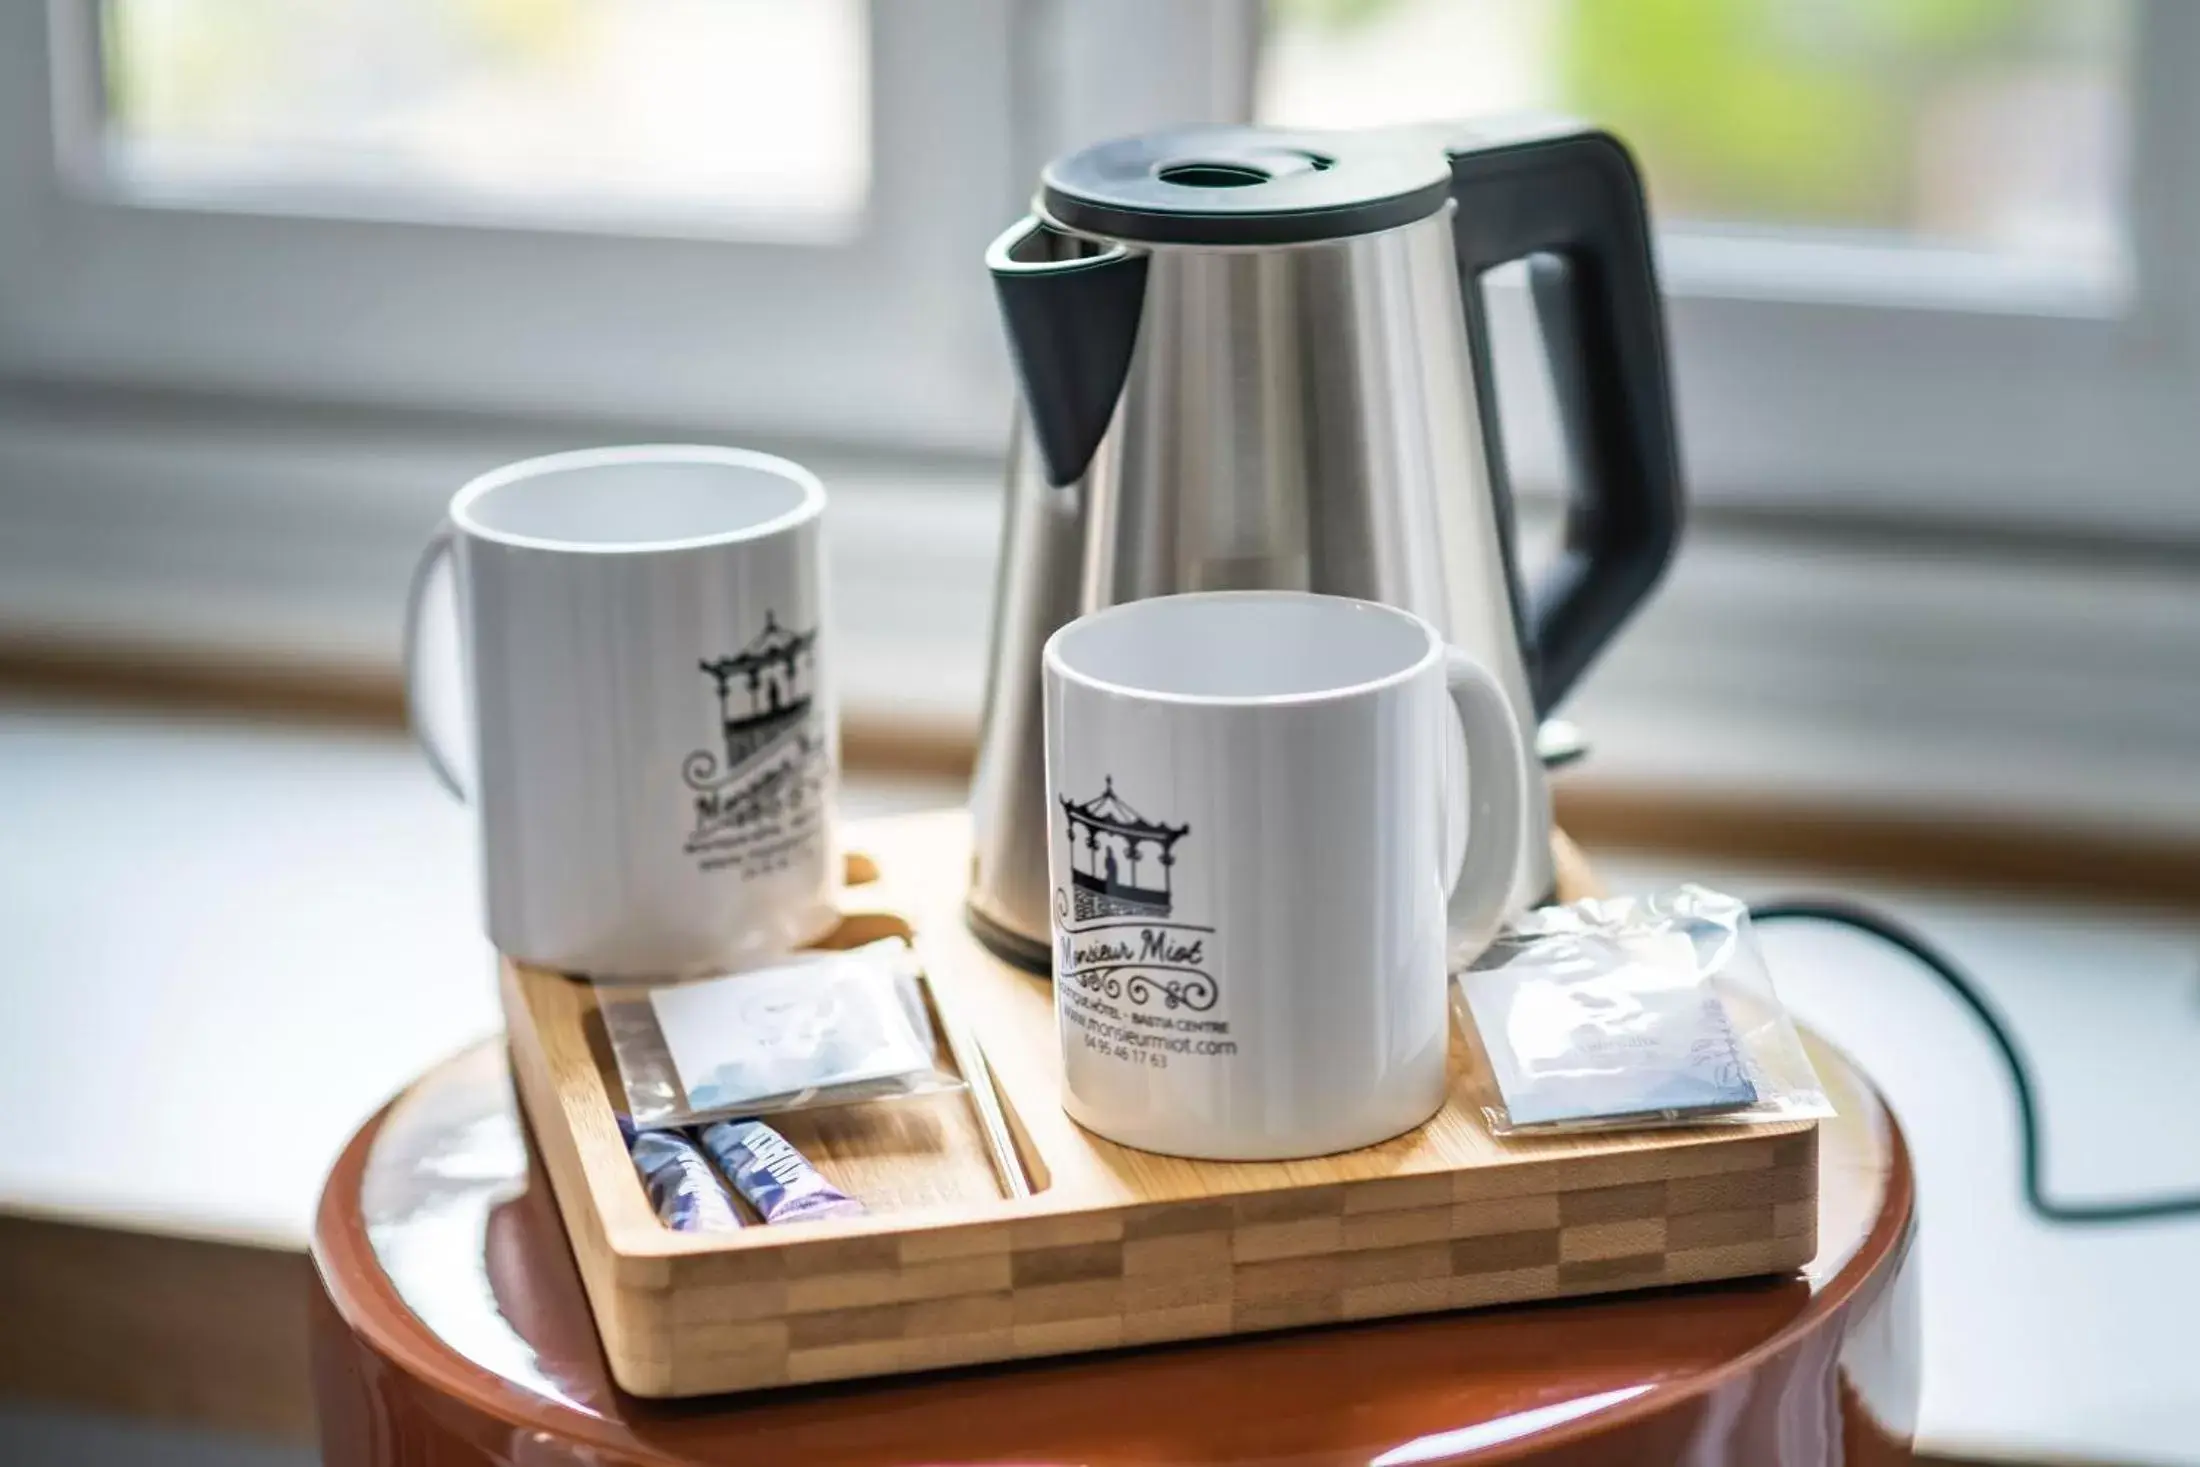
(503, 812), (1821, 1399)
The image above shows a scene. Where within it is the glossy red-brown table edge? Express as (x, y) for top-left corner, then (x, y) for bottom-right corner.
(309, 1033), (1916, 1467)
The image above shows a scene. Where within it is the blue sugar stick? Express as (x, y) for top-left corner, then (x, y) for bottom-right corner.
(698, 1118), (864, 1224)
(619, 1117), (744, 1233)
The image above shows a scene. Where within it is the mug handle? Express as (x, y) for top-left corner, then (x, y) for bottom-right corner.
(1439, 649), (1530, 962)
(401, 523), (470, 801)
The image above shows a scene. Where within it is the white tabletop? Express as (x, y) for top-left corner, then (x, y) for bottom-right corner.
(2, 696), (2195, 1462)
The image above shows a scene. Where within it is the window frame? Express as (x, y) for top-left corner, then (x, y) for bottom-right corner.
(4, 0), (2191, 539)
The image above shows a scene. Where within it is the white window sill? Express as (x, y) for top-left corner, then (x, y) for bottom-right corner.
(3, 383), (2196, 841)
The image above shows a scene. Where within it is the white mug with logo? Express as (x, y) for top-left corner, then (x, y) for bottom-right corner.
(404, 444), (839, 979)
(1042, 590), (1529, 1160)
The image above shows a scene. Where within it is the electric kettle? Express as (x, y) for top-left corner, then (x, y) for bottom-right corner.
(967, 115), (1682, 971)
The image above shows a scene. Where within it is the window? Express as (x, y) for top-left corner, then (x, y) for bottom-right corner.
(2, 0), (2192, 754)
(1, 2), (1018, 447)
(1257, 0), (2198, 538)
(23, 0), (2179, 534)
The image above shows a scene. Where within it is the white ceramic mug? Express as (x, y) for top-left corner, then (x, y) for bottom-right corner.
(1042, 591), (1529, 1160)
(404, 445), (839, 978)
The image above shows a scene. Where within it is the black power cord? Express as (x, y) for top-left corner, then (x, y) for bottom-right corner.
(1749, 897), (2200, 1225)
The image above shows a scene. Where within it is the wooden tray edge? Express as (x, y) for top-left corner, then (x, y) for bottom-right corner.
(499, 817), (1826, 1399)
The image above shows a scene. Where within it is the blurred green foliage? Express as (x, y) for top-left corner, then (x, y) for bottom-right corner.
(102, 0), (587, 136)
(1271, 0), (1409, 27)
(1561, 0), (2058, 228)
(102, 0), (286, 132)
(1268, 0), (2124, 233)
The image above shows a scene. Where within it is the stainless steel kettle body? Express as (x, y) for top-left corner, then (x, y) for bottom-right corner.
(968, 118), (1683, 970)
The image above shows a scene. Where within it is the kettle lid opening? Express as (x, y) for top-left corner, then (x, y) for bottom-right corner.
(1042, 125), (1449, 247)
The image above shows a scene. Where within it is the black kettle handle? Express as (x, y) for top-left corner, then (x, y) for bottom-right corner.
(1442, 118), (1683, 712)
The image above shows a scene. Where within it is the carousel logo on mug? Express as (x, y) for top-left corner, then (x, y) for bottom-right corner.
(1052, 778), (1233, 1081)
(681, 610), (828, 876)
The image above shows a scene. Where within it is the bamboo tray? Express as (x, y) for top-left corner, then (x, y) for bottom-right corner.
(503, 809), (1818, 1398)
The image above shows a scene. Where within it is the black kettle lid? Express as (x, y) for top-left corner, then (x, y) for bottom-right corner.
(1040, 124), (1452, 247)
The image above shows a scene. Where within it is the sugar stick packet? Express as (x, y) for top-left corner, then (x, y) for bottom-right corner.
(619, 1118), (745, 1233)
(698, 1118), (864, 1224)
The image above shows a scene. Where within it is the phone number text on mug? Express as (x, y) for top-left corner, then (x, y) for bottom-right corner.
(1065, 1002), (1238, 1068)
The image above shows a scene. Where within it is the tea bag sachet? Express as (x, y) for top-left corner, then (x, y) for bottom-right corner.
(1455, 885), (1832, 1136)
(602, 937), (964, 1128)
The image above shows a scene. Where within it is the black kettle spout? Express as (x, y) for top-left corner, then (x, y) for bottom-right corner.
(987, 216), (1148, 488)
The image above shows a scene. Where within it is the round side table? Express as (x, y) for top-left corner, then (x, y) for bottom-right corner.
(311, 1036), (1917, 1466)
